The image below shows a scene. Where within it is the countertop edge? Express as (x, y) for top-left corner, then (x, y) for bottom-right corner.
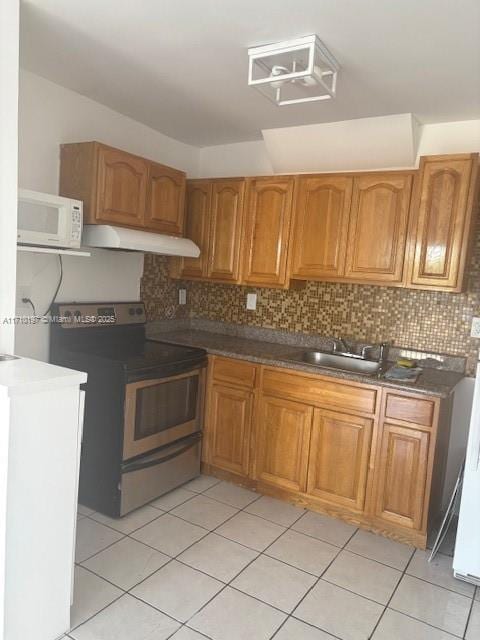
(0, 357), (87, 397)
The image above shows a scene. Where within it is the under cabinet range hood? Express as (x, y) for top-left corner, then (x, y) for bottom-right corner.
(82, 225), (200, 257)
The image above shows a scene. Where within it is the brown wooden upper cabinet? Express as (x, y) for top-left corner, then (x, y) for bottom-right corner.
(59, 141), (186, 235)
(407, 154), (479, 291)
(291, 175), (353, 280)
(344, 172), (413, 284)
(207, 179), (245, 282)
(243, 176), (295, 288)
(180, 180), (212, 279)
(178, 178), (245, 283)
(176, 153), (478, 292)
(145, 161), (186, 235)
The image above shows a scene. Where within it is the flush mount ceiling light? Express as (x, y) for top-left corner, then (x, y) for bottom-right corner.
(248, 35), (339, 106)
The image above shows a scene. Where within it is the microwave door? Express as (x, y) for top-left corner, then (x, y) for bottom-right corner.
(17, 198), (64, 246)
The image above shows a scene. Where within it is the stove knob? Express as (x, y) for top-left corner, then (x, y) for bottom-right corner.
(128, 308), (135, 316)
(74, 310), (81, 319)
(136, 307), (143, 315)
(64, 310), (72, 318)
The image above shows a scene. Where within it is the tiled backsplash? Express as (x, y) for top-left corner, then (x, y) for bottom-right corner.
(141, 219), (480, 375)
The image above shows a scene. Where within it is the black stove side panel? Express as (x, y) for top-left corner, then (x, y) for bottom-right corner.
(78, 362), (125, 517)
(49, 346), (125, 518)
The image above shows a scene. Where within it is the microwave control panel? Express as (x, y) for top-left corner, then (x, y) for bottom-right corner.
(71, 205), (83, 243)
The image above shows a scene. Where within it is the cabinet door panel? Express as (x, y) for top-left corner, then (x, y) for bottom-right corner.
(243, 177), (294, 287)
(291, 176), (352, 279)
(373, 423), (430, 530)
(345, 174), (412, 282)
(207, 384), (253, 477)
(409, 156), (476, 290)
(181, 181), (212, 278)
(255, 395), (312, 492)
(96, 146), (148, 226)
(307, 409), (373, 511)
(146, 162), (186, 235)
(207, 180), (245, 282)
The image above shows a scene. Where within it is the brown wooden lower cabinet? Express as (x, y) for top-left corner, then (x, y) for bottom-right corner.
(203, 356), (450, 548)
(307, 408), (373, 512)
(205, 383), (253, 478)
(254, 394), (313, 493)
(372, 422), (430, 531)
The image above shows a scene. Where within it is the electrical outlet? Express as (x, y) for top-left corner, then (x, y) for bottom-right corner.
(246, 293), (257, 311)
(178, 288), (187, 305)
(471, 317), (480, 338)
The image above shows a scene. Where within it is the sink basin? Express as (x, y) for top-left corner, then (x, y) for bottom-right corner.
(299, 351), (382, 376)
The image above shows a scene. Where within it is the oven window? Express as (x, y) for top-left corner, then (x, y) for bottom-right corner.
(134, 375), (198, 440)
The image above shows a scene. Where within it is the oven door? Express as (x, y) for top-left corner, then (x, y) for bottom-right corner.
(123, 367), (205, 461)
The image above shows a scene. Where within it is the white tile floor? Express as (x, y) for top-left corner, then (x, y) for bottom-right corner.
(69, 475), (480, 640)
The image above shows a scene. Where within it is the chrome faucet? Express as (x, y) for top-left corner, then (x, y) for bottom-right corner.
(331, 337), (350, 353)
(328, 338), (390, 364)
(362, 342), (390, 363)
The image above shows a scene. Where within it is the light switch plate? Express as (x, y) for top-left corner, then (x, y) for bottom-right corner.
(471, 317), (480, 338)
(178, 288), (187, 305)
(246, 293), (257, 311)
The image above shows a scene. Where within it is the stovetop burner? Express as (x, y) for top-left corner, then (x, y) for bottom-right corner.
(50, 301), (206, 378)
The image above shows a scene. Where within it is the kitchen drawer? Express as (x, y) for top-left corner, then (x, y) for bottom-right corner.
(262, 368), (378, 415)
(385, 392), (435, 427)
(211, 357), (257, 389)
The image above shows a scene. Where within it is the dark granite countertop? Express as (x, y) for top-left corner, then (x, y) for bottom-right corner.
(147, 328), (464, 398)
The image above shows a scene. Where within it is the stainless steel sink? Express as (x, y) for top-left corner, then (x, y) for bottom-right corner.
(299, 351), (382, 376)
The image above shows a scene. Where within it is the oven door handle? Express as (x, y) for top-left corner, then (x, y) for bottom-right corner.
(122, 433), (201, 474)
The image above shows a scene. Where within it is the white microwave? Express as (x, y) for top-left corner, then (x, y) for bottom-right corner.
(17, 189), (83, 249)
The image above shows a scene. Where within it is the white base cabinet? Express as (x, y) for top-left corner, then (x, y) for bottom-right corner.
(0, 358), (86, 640)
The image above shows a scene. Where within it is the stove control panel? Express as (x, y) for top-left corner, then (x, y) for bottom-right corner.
(56, 302), (146, 328)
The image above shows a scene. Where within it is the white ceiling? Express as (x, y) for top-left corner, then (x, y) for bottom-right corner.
(20, 0), (480, 147)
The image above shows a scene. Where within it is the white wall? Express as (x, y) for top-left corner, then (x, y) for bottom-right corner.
(443, 378), (475, 510)
(198, 140), (273, 177)
(16, 71), (201, 362)
(0, 2), (20, 355)
(197, 118), (480, 177)
(418, 120), (480, 156)
(0, 3), (19, 635)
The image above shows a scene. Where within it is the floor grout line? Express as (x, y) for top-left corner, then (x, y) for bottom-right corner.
(367, 544), (417, 639)
(463, 597), (476, 639)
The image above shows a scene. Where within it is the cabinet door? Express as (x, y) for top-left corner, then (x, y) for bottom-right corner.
(373, 423), (430, 531)
(344, 173), (413, 283)
(243, 177), (294, 287)
(291, 176), (353, 279)
(207, 384), (253, 477)
(408, 155), (477, 291)
(307, 409), (373, 512)
(145, 162), (186, 235)
(207, 180), (245, 282)
(96, 145), (148, 226)
(255, 395), (313, 493)
(181, 181), (212, 278)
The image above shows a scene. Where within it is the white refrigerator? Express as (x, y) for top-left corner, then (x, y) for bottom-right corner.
(454, 361), (480, 586)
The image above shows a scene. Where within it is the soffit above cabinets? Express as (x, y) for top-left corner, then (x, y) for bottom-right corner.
(262, 113), (421, 173)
